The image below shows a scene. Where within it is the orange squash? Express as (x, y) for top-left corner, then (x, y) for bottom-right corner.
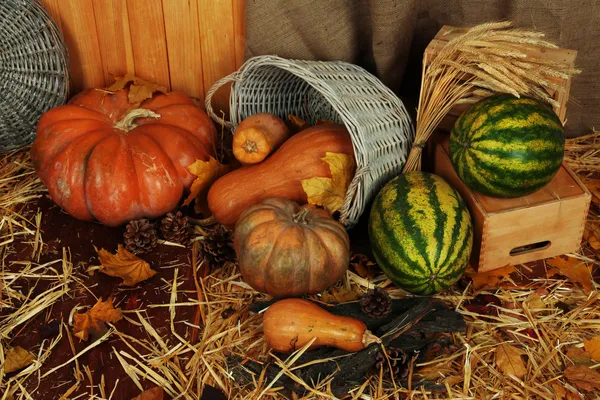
(263, 298), (380, 353)
(234, 198), (350, 297)
(232, 113), (290, 165)
(31, 88), (217, 226)
(208, 123), (354, 227)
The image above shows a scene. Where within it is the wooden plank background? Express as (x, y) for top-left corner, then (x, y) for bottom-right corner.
(39, 0), (246, 114)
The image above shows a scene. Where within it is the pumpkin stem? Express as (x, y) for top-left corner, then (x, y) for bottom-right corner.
(241, 139), (259, 154)
(293, 208), (310, 224)
(115, 108), (161, 132)
(362, 330), (381, 348)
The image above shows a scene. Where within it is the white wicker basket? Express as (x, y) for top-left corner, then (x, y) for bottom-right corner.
(205, 55), (414, 228)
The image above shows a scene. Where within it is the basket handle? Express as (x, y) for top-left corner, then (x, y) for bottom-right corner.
(204, 73), (239, 130)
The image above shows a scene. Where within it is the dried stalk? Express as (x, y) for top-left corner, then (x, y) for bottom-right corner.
(403, 21), (581, 172)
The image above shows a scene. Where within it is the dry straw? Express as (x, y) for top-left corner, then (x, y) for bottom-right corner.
(403, 21), (581, 172)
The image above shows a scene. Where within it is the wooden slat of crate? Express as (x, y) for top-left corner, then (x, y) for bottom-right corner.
(424, 26), (577, 131)
(431, 133), (591, 272)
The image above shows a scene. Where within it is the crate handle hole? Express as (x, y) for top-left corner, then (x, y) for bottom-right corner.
(510, 241), (551, 256)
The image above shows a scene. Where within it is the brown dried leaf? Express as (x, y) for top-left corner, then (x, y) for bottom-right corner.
(3, 346), (35, 373)
(416, 362), (455, 380)
(288, 114), (309, 132)
(563, 365), (600, 392)
(566, 346), (593, 366)
(525, 293), (545, 310)
(584, 221), (600, 250)
(471, 265), (515, 291)
(495, 344), (527, 379)
(184, 157), (231, 209)
(97, 245), (157, 286)
(443, 375), (463, 386)
(546, 256), (593, 294)
(106, 74), (168, 104)
(350, 253), (377, 279)
(73, 298), (123, 341)
(584, 337), (600, 361)
(320, 287), (359, 304)
(301, 152), (356, 214)
(582, 178), (600, 207)
(131, 387), (164, 400)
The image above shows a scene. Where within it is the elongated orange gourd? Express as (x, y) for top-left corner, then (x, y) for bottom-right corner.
(263, 298), (380, 353)
(233, 113), (290, 165)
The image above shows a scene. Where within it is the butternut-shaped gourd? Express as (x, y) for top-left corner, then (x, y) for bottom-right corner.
(263, 298), (380, 353)
(233, 113), (290, 165)
(208, 123), (354, 227)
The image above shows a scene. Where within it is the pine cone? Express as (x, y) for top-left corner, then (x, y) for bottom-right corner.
(124, 219), (158, 254)
(201, 225), (236, 267)
(374, 347), (409, 379)
(159, 211), (191, 245)
(360, 287), (392, 318)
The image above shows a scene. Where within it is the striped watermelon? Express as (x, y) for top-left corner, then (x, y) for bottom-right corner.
(368, 172), (473, 295)
(450, 94), (565, 198)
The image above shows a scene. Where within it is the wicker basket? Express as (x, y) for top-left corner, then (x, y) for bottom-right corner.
(0, 0), (70, 153)
(205, 55), (414, 227)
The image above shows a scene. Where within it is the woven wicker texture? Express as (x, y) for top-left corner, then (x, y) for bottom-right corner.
(0, 0), (69, 153)
(206, 55), (414, 227)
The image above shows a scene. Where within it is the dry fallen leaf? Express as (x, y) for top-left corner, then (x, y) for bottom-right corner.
(582, 178), (600, 207)
(563, 365), (600, 392)
(416, 362), (455, 380)
(184, 157), (231, 212)
(584, 221), (600, 250)
(525, 293), (546, 310)
(443, 375), (464, 386)
(131, 386), (164, 400)
(546, 256), (593, 294)
(3, 346), (35, 373)
(73, 298), (123, 341)
(495, 344), (527, 379)
(106, 74), (168, 104)
(320, 287), (360, 304)
(470, 265), (515, 291)
(96, 245), (157, 286)
(288, 114), (309, 132)
(551, 383), (580, 400)
(584, 337), (600, 361)
(301, 152), (356, 214)
(566, 346), (593, 366)
(350, 253), (377, 279)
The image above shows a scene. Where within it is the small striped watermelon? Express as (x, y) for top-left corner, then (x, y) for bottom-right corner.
(368, 172), (473, 295)
(450, 94), (565, 198)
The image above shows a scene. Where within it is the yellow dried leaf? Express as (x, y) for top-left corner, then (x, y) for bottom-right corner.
(495, 344), (527, 379)
(184, 157), (231, 209)
(3, 346), (35, 373)
(73, 298), (123, 341)
(416, 362), (455, 380)
(320, 287), (359, 304)
(301, 152), (356, 214)
(584, 337), (600, 361)
(443, 375), (463, 386)
(131, 387), (164, 400)
(106, 74), (168, 104)
(563, 365), (600, 392)
(288, 114), (309, 132)
(96, 245), (157, 286)
(546, 256), (593, 294)
(470, 265), (515, 291)
(525, 293), (545, 310)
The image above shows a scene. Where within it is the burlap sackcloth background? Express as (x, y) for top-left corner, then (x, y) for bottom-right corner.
(246, 0), (600, 137)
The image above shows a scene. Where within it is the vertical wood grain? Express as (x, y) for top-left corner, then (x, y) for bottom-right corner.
(232, 0), (246, 68)
(126, 0), (171, 88)
(57, 0), (105, 91)
(92, 0), (135, 85)
(198, 0), (237, 114)
(162, 0), (205, 100)
(39, 0), (63, 32)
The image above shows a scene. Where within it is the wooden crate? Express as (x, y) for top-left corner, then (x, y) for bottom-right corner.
(424, 26), (577, 132)
(431, 133), (591, 272)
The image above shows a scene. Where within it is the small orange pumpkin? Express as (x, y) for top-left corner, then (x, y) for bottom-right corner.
(234, 198), (350, 298)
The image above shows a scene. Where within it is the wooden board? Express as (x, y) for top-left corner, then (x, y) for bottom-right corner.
(40, 0), (246, 108)
(432, 133), (591, 272)
(424, 26), (577, 131)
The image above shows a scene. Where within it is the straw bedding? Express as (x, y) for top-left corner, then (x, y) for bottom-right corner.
(0, 138), (599, 399)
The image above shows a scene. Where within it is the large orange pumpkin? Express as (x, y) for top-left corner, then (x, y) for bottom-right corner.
(31, 88), (217, 226)
(234, 198), (350, 298)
